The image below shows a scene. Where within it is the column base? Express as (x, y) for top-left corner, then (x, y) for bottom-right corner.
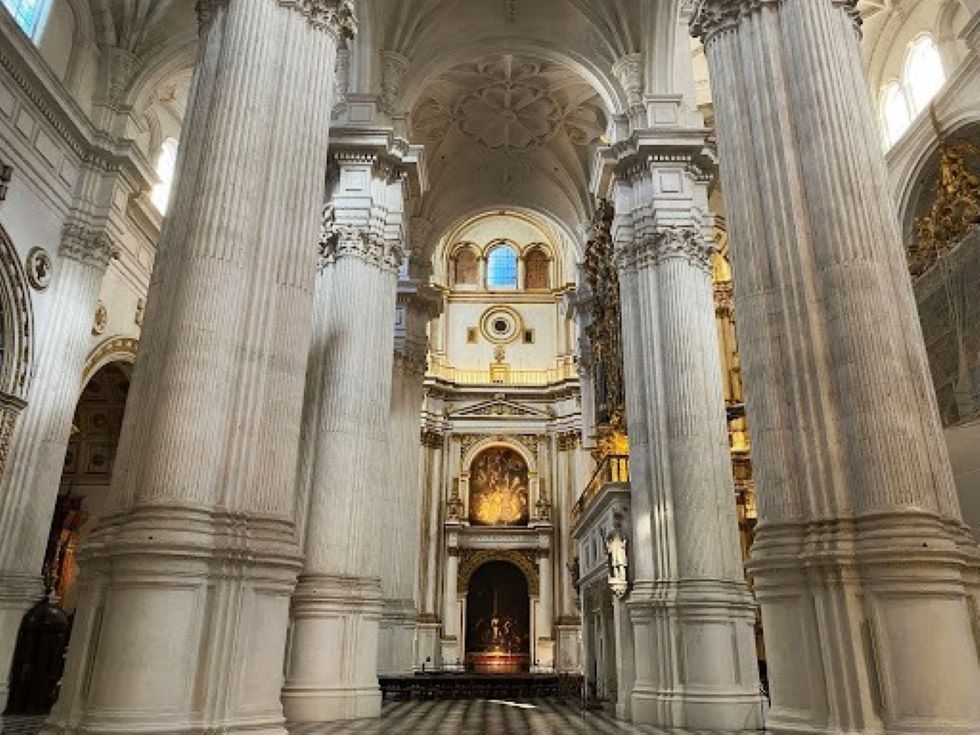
(378, 598), (417, 675)
(283, 573), (383, 723)
(439, 637), (464, 671)
(554, 621), (582, 673)
(627, 578), (763, 731)
(750, 512), (980, 735)
(531, 637), (555, 672)
(43, 507), (301, 735)
(0, 572), (44, 712)
(415, 618), (442, 671)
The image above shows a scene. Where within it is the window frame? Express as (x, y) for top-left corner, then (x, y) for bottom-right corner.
(3, 0), (53, 42)
(484, 243), (519, 290)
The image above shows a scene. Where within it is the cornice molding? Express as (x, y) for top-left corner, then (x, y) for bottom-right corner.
(59, 223), (118, 270)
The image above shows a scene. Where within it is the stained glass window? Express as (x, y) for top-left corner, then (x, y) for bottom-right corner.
(3, 0), (50, 39)
(486, 244), (517, 289)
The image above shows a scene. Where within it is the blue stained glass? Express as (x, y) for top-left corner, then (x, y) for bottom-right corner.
(486, 244), (518, 289)
(3, 0), (48, 38)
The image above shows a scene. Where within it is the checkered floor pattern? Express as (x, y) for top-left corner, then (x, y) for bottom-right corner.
(3, 700), (761, 734)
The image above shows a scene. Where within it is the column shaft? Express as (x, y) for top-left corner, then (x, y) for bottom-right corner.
(43, 2), (349, 732)
(694, 0), (980, 731)
(612, 154), (761, 729)
(283, 150), (403, 722)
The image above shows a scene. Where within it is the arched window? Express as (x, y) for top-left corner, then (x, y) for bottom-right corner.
(151, 137), (179, 214)
(3, 0), (51, 40)
(454, 247), (479, 286)
(880, 81), (912, 148)
(879, 34), (946, 148)
(904, 34), (945, 115)
(523, 247), (550, 289)
(485, 244), (518, 289)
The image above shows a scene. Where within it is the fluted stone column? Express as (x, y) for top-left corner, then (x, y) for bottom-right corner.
(534, 551), (554, 670)
(416, 428), (445, 669)
(609, 140), (761, 729)
(378, 277), (437, 675)
(282, 145), (408, 722)
(0, 225), (114, 708)
(693, 1), (980, 732)
(42, 3), (352, 733)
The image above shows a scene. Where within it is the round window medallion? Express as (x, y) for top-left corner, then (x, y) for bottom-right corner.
(26, 246), (52, 290)
(480, 307), (522, 344)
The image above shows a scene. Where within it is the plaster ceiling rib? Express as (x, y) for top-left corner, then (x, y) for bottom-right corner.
(564, 0), (639, 59)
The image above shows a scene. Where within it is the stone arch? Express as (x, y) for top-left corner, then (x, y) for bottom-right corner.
(458, 549), (539, 593)
(81, 336), (138, 389)
(0, 224), (34, 404)
(892, 116), (980, 243)
(462, 435), (537, 474)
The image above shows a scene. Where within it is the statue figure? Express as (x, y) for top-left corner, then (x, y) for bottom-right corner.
(606, 529), (629, 598)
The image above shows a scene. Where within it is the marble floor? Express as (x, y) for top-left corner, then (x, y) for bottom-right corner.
(3, 700), (763, 734)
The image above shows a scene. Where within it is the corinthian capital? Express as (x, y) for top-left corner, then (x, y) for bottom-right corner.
(58, 224), (118, 270)
(691, 0), (859, 45)
(621, 227), (713, 274)
(280, 0), (358, 38)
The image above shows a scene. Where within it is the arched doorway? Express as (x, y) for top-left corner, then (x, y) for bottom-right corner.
(465, 560), (530, 673)
(6, 361), (131, 714)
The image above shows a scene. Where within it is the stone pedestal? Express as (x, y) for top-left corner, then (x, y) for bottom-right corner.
(41, 2), (352, 733)
(0, 225), (114, 709)
(282, 142), (411, 723)
(694, 0), (980, 732)
(608, 139), (762, 730)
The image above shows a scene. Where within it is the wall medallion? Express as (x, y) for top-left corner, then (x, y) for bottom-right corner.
(25, 247), (52, 290)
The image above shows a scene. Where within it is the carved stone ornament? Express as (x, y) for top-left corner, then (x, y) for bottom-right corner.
(620, 227), (714, 275)
(25, 247), (52, 290)
(59, 224), (117, 270)
(380, 51), (410, 116)
(691, 0), (860, 45)
(318, 203), (403, 273)
(134, 297), (146, 327)
(197, 0), (358, 38)
(91, 301), (108, 336)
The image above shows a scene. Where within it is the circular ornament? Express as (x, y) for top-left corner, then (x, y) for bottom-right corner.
(480, 307), (522, 344)
(25, 247), (52, 290)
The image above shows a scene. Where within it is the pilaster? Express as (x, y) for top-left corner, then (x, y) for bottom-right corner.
(693, 0), (980, 731)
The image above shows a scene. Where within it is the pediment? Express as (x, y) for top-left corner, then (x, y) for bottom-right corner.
(449, 398), (552, 419)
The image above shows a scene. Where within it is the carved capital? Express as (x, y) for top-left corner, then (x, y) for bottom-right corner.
(59, 224), (117, 270)
(318, 204), (402, 273)
(620, 227), (713, 275)
(692, 0), (859, 46)
(280, 0), (358, 37)
(196, 0), (357, 38)
(380, 51), (410, 116)
(612, 53), (644, 113)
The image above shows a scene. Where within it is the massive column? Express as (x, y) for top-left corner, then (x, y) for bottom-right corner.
(283, 136), (419, 722)
(378, 261), (438, 675)
(607, 135), (762, 729)
(0, 222), (114, 708)
(416, 427), (446, 669)
(42, 2), (353, 732)
(693, 0), (980, 732)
